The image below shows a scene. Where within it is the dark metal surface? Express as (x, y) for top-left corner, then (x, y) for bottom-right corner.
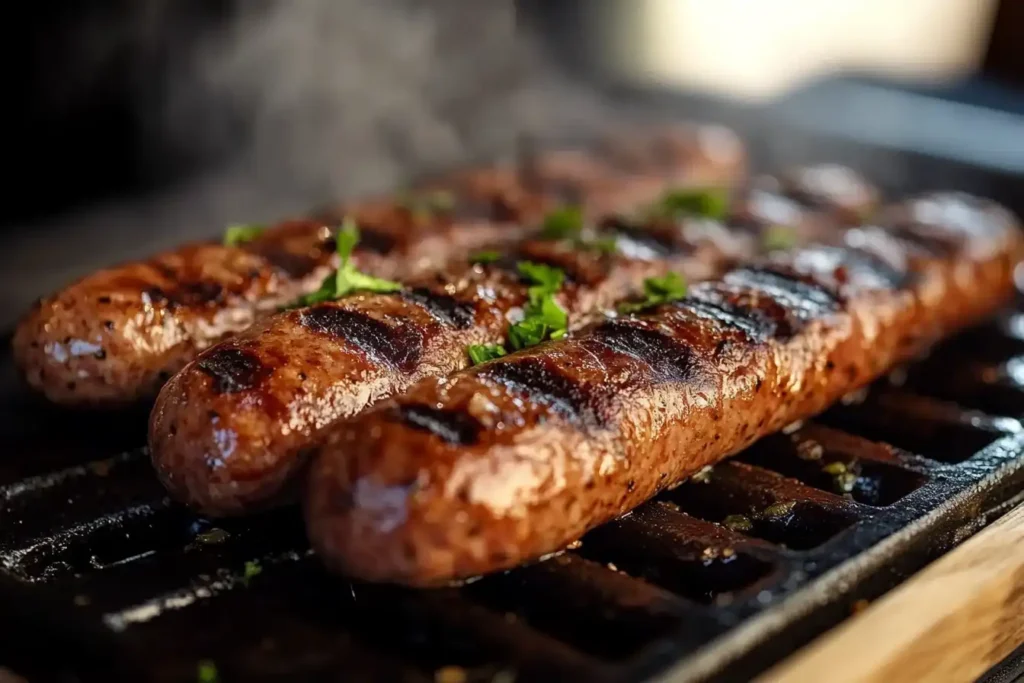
(2, 90), (1024, 682)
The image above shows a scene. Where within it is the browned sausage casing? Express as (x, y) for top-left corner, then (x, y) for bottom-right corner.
(14, 125), (746, 409)
(305, 192), (1024, 586)
(150, 166), (879, 517)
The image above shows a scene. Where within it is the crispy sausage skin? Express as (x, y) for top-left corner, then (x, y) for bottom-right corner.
(14, 125), (746, 409)
(150, 166), (879, 517)
(305, 192), (1024, 586)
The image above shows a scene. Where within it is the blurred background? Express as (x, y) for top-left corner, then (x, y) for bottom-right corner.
(2, 0), (1024, 326)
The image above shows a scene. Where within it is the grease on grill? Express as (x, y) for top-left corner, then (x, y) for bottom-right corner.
(197, 348), (271, 394)
(395, 404), (483, 445)
(300, 306), (424, 372)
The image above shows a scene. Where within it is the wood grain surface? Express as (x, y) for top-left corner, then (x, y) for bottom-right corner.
(758, 503), (1024, 683)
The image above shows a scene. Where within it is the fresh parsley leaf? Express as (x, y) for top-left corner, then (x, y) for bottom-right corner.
(509, 291), (568, 350)
(223, 223), (265, 246)
(290, 218), (401, 307)
(517, 261), (564, 297)
(335, 267), (402, 297)
(618, 272), (688, 314)
(762, 225), (797, 251)
(470, 250), (502, 265)
(467, 344), (507, 365)
(540, 205), (584, 240)
(587, 235), (619, 254)
(197, 660), (219, 683)
(242, 560), (262, 586)
(650, 188), (729, 220)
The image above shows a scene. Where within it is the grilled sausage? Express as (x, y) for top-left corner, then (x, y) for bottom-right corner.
(14, 124), (746, 409)
(305, 192), (1024, 586)
(150, 166), (879, 516)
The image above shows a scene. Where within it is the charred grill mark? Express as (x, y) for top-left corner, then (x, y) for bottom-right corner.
(600, 216), (689, 257)
(838, 246), (913, 290)
(679, 295), (779, 342)
(726, 266), (841, 309)
(351, 227), (397, 255)
(197, 348), (271, 394)
(300, 306), (424, 372)
(179, 281), (227, 306)
(394, 404), (482, 445)
(589, 321), (694, 381)
(400, 288), (477, 329)
(886, 222), (961, 257)
(480, 356), (605, 427)
(255, 248), (327, 279)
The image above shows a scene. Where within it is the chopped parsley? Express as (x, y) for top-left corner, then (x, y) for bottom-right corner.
(223, 223), (265, 246)
(762, 225), (798, 251)
(467, 344), (507, 365)
(618, 272), (688, 314)
(649, 188), (729, 221)
(464, 260), (569, 360)
(291, 218), (401, 307)
(197, 660), (219, 683)
(470, 250), (502, 265)
(587, 235), (620, 254)
(242, 560), (262, 586)
(540, 205), (584, 240)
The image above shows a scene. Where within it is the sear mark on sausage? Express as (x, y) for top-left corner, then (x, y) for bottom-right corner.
(197, 348), (271, 394)
(394, 404), (482, 445)
(480, 356), (605, 427)
(589, 320), (694, 381)
(400, 288), (477, 329)
(300, 306), (424, 372)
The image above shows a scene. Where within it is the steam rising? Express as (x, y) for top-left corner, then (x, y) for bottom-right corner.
(3, 0), (621, 324)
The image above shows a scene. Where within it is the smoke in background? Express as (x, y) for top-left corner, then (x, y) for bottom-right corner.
(1, 0), (619, 324)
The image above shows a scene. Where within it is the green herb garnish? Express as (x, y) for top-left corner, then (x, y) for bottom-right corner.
(762, 225), (798, 251)
(649, 188), (728, 220)
(292, 218), (401, 307)
(540, 205), (584, 240)
(242, 560), (262, 586)
(587, 235), (619, 254)
(223, 224), (265, 246)
(470, 250), (502, 265)
(506, 261), (569, 350)
(467, 344), (507, 365)
(509, 294), (568, 350)
(197, 660), (219, 683)
(618, 272), (688, 314)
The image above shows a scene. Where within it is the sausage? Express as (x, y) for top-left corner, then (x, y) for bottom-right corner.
(15, 124), (746, 409)
(150, 166), (879, 516)
(304, 192), (1024, 586)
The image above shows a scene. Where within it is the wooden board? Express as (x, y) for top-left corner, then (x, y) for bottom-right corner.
(757, 503), (1024, 683)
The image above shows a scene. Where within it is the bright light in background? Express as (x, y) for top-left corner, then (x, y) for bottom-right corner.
(598, 0), (1000, 100)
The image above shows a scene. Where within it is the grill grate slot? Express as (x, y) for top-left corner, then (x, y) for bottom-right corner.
(461, 554), (695, 661)
(736, 424), (930, 507)
(902, 354), (1024, 418)
(659, 461), (864, 550)
(576, 503), (779, 604)
(817, 388), (1012, 464)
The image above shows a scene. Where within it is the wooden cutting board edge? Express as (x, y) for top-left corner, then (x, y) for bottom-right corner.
(756, 502), (1024, 683)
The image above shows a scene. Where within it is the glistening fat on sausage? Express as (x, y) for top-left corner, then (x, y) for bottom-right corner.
(304, 192), (1024, 586)
(149, 166), (879, 517)
(14, 125), (746, 409)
